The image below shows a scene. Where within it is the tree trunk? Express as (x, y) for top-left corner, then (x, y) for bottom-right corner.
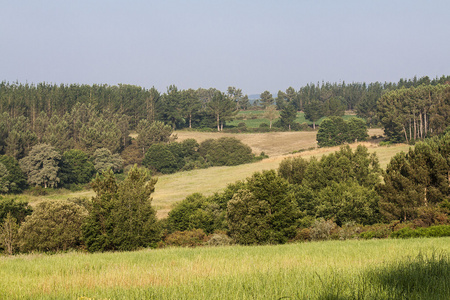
(216, 114), (220, 132)
(402, 126), (409, 144)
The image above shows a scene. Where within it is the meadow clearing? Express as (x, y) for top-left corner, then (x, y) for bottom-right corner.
(1, 237), (448, 299)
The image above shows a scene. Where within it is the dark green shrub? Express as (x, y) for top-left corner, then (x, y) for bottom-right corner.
(359, 223), (392, 239)
(59, 149), (95, 186)
(292, 228), (311, 242)
(0, 197), (32, 224)
(28, 186), (48, 196)
(199, 137), (255, 166)
(226, 171), (299, 245)
(82, 167), (160, 253)
(391, 225), (450, 239)
(166, 193), (217, 234)
(143, 143), (179, 174)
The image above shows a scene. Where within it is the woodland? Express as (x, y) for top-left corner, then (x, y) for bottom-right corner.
(0, 75), (450, 254)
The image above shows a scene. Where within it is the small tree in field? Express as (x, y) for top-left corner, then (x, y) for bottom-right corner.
(83, 166), (160, 252)
(263, 105), (278, 129)
(111, 166), (160, 251)
(0, 213), (19, 255)
(227, 170), (299, 245)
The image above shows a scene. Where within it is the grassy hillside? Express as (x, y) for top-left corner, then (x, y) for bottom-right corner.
(1, 237), (448, 299)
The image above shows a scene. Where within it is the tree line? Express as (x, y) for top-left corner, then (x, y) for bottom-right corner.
(378, 84), (450, 143)
(2, 75), (449, 133)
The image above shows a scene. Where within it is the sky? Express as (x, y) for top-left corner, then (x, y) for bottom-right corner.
(1, 0), (450, 95)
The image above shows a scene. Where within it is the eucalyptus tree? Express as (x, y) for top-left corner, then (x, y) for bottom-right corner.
(181, 89), (201, 129)
(263, 105), (278, 128)
(227, 86), (244, 110)
(207, 91), (236, 131)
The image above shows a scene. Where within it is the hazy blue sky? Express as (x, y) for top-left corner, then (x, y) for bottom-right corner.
(1, 0), (449, 95)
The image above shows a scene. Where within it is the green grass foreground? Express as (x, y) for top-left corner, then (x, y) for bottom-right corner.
(1, 238), (449, 299)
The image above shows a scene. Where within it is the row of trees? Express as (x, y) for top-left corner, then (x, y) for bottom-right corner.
(0, 82), (244, 132)
(1, 132), (449, 253)
(2, 75), (449, 133)
(378, 84), (450, 143)
(0, 145), (123, 193)
(0, 136), (262, 192)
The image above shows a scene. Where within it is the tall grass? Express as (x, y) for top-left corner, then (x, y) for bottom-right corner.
(1, 238), (448, 299)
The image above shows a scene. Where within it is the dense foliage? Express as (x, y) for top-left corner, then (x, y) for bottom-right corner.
(378, 132), (450, 222)
(19, 199), (88, 252)
(378, 84), (450, 142)
(316, 116), (368, 147)
(82, 166), (160, 252)
(143, 137), (259, 174)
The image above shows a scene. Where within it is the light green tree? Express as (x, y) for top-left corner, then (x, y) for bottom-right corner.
(19, 143), (61, 188)
(18, 200), (88, 252)
(0, 213), (19, 255)
(263, 105), (278, 129)
(92, 148), (123, 174)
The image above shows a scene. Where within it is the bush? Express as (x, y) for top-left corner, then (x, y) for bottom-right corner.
(338, 221), (361, 240)
(143, 143), (180, 174)
(164, 229), (209, 247)
(166, 193), (217, 234)
(19, 200), (88, 252)
(292, 228), (311, 242)
(0, 155), (28, 193)
(227, 171), (299, 245)
(390, 225), (450, 239)
(199, 137), (255, 166)
(359, 222), (403, 239)
(206, 233), (234, 246)
(309, 219), (338, 241)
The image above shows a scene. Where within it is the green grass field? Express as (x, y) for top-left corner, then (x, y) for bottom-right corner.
(1, 237), (448, 299)
(227, 110), (362, 128)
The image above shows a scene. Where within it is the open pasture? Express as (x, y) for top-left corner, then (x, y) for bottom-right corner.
(1, 237), (448, 299)
(227, 110), (360, 128)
